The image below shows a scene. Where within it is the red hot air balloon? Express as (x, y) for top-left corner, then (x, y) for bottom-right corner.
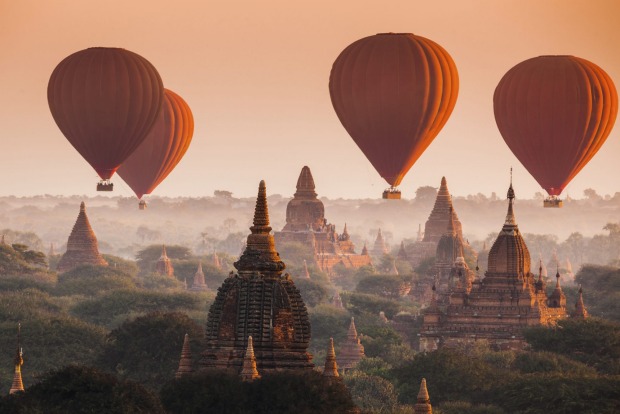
(329, 33), (459, 199)
(117, 89), (194, 209)
(494, 56), (618, 207)
(48, 47), (164, 191)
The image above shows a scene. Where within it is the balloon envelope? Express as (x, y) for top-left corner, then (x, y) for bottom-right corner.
(48, 47), (164, 180)
(117, 89), (194, 199)
(329, 33), (459, 187)
(494, 55), (618, 196)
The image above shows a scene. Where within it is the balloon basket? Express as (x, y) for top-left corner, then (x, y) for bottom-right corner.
(138, 200), (147, 210)
(382, 188), (401, 199)
(96, 181), (114, 192)
(543, 197), (563, 208)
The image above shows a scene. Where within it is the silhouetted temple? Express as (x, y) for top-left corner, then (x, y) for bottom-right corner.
(202, 181), (313, 372)
(155, 245), (174, 277)
(56, 202), (108, 273)
(420, 181), (569, 351)
(337, 317), (365, 370)
(274, 166), (371, 274)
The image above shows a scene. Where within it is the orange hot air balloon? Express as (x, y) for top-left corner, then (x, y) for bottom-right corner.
(117, 89), (194, 208)
(494, 56), (618, 207)
(329, 33), (459, 199)
(48, 47), (164, 191)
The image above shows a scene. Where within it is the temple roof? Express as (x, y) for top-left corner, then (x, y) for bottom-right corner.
(323, 338), (339, 377)
(414, 378), (432, 414)
(282, 166), (325, 232)
(423, 177), (463, 244)
(56, 202), (108, 273)
(572, 286), (589, 319)
(294, 166), (317, 198)
(10, 323), (24, 394)
(175, 333), (193, 378)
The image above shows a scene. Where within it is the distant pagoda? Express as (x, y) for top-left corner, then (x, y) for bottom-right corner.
(420, 180), (569, 351)
(371, 229), (389, 258)
(190, 262), (208, 291)
(240, 336), (260, 381)
(56, 202), (108, 273)
(201, 181), (313, 372)
(155, 245), (174, 277)
(423, 177), (463, 243)
(337, 317), (365, 370)
(323, 338), (339, 377)
(414, 378), (433, 414)
(175, 334), (193, 378)
(9, 323), (24, 394)
(274, 166), (371, 274)
(572, 286), (589, 319)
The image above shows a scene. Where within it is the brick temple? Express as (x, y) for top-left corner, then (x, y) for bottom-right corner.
(274, 166), (371, 275)
(419, 182), (571, 351)
(56, 202), (108, 273)
(201, 180), (313, 372)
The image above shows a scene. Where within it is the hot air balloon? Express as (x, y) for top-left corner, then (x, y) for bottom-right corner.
(117, 89), (194, 209)
(329, 33), (459, 199)
(494, 56), (618, 207)
(48, 47), (164, 191)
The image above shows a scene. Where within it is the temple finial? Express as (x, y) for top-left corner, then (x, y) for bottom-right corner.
(251, 180), (270, 230)
(80, 201), (86, 212)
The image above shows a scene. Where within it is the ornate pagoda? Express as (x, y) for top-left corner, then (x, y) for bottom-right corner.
(420, 180), (568, 351)
(274, 166), (371, 274)
(201, 181), (313, 372)
(56, 202), (108, 273)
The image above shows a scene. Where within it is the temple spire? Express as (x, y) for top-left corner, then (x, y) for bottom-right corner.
(414, 378), (432, 414)
(9, 323), (24, 394)
(505, 169), (516, 226)
(175, 334), (194, 378)
(303, 260), (311, 279)
(342, 223), (349, 238)
(446, 206), (456, 235)
(156, 244), (174, 277)
(323, 338), (339, 377)
(398, 241), (408, 260)
(234, 181), (285, 275)
(213, 251), (221, 269)
(417, 224), (423, 242)
(294, 166), (317, 198)
(361, 242), (369, 256)
(572, 285), (589, 319)
(190, 262), (208, 291)
(240, 336), (260, 381)
(348, 317), (358, 339)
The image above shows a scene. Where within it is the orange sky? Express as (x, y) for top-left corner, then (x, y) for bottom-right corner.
(1, 0), (619, 199)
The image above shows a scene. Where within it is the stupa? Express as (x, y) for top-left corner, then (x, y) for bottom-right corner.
(337, 317), (365, 370)
(371, 229), (389, 258)
(9, 324), (24, 394)
(190, 262), (208, 291)
(274, 166), (371, 274)
(240, 336), (260, 381)
(323, 338), (339, 377)
(414, 378), (433, 414)
(572, 286), (589, 319)
(175, 334), (193, 378)
(56, 202), (108, 273)
(201, 181), (313, 372)
(420, 179), (569, 351)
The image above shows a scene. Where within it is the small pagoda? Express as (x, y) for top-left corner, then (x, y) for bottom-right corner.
(9, 323), (24, 394)
(201, 181), (313, 372)
(190, 262), (208, 291)
(337, 317), (365, 370)
(56, 202), (108, 273)
(371, 229), (389, 258)
(175, 334), (193, 379)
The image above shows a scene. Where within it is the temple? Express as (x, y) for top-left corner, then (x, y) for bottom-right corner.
(190, 262), (208, 291)
(572, 286), (589, 319)
(240, 336), (260, 381)
(155, 245), (174, 277)
(9, 324), (24, 394)
(323, 338), (339, 377)
(419, 180), (569, 351)
(274, 166), (371, 275)
(201, 181), (313, 372)
(56, 202), (108, 273)
(414, 378), (433, 414)
(175, 334), (193, 378)
(371, 229), (389, 258)
(337, 317), (365, 370)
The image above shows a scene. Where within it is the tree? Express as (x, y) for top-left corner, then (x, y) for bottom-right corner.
(0, 365), (165, 414)
(356, 275), (413, 299)
(343, 371), (399, 413)
(98, 312), (204, 389)
(55, 265), (136, 296)
(294, 278), (329, 307)
(415, 186), (438, 203)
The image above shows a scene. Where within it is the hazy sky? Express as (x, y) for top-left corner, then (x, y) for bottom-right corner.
(1, 0), (619, 199)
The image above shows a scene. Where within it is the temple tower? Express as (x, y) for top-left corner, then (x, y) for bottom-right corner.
(56, 202), (108, 273)
(572, 286), (589, 319)
(9, 324), (24, 394)
(323, 338), (339, 377)
(155, 245), (174, 277)
(175, 334), (193, 378)
(414, 378), (432, 414)
(547, 269), (567, 309)
(337, 317), (365, 370)
(240, 336), (260, 381)
(202, 181), (313, 372)
(372, 229), (389, 257)
(190, 262), (208, 291)
(423, 177), (463, 243)
(282, 166), (325, 232)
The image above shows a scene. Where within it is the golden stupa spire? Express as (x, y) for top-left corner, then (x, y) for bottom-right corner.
(414, 378), (432, 414)
(9, 323), (24, 394)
